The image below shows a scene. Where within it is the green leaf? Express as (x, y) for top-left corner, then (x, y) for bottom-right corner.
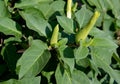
(89, 26), (119, 83)
(55, 64), (72, 84)
(89, 28), (118, 65)
(15, 0), (53, 8)
(87, 0), (110, 12)
(87, 71), (101, 84)
(57, 16), (74, 34)
(0, 76), (41, 84)
(0, 1), (10, 17)
(74, 45), (89, 60)
(90, 38), (117, 48)
(16, 40), (51, 79)
(91, 51), (120, 83)
(34, 3), (55, 19)
(34, 1), (65, 19)
(90, 27), (113, 39)
(75, 5), (93, 29)
(51, 1), (65, 15)
(20, 10), (49, 37)
(76, 58), (90, 68)
(41, 71), (54, 83)
(72, 70), (91, 84)
(0, 17), (22, 38)
(55, 64), (63, 84)
(58, 45), (74, 73)
(110, 0), (120, 19)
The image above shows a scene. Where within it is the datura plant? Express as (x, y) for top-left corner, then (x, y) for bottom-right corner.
(0, 0), (120, 84)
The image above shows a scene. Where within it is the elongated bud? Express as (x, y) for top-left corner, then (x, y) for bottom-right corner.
(50, 24), (59, 47)
(67, 0), (72, 18)
(72, 2), (78, 12)
(75, 11), (100, 43)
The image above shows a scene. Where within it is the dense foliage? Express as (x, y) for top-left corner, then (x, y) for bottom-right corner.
(0, 0), (120, 84)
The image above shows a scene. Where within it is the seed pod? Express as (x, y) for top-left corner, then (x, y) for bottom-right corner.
(75, 11), (100, 44)
(50, 24), (59, 47)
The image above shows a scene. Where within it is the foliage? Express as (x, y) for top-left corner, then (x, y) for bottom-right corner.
(0, 0), (120, 84)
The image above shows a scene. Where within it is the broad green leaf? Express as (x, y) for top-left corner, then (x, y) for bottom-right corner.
(90, 28), (118, 64)
(0, 17), (22, 38)
(34, 3), (55, 19)
(16, 40), (51, 79)
(0, 1), (10, 17)
(51, 1), (65, 15)
(89, 59), (100, 74)
(57, 16), (74, 34)
(91, 52), (120, 83)
(0, 76), (41, 84)
(55, 64), (63, 84)
(90, 27), (113, 39)
(15, 0), (53, 8)
(74, 45), (89, 60)
(110, 0), (120, 19)
(63, 69), (72, 84)
(75, 5), (93, 29)
(87, 0), (101, 9)
(90, 38), (117, 48)
(34, 1), (65, 19)
(87, 0), (110, 12)
(103, 16), (113, 32)
(55, 64), (72, 84)
(86, 0), (120, 18)
(20, 11), (49, 37)
(90, 45), (117, 65)
(89, 26), (119, 83)
(72, 70), (91, 84)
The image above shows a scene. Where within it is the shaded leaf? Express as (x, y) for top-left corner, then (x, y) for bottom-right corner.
(1, 44), (19, 72)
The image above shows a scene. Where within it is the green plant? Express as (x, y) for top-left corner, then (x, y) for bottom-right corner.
(0, 0), (120, 84)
